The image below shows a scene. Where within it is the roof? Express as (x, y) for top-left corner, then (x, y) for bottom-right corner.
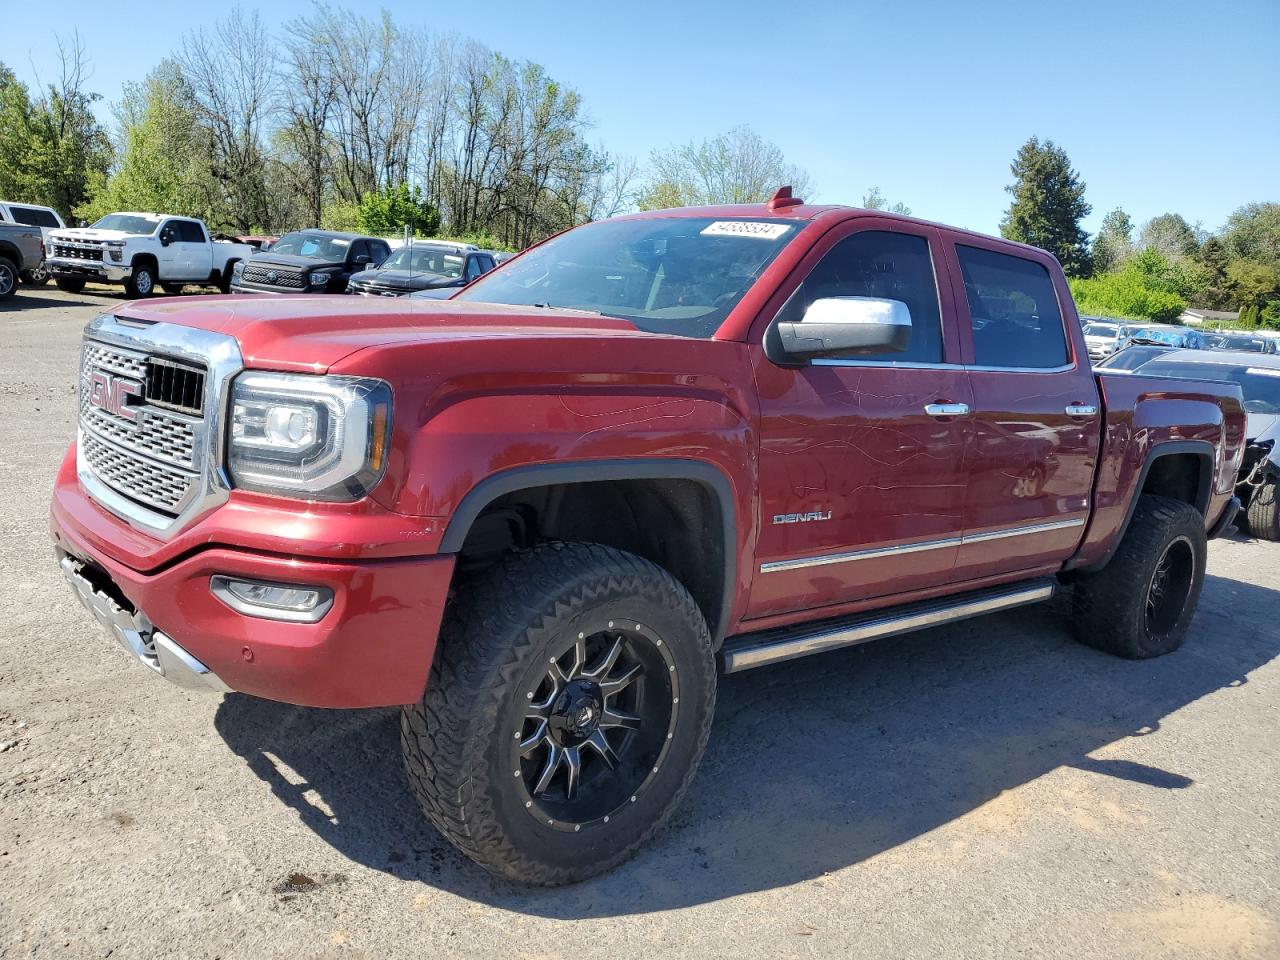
(297, 228), (366, 240)
(1181, 308), (1240, 320)
(1145, 349), (1280, 369)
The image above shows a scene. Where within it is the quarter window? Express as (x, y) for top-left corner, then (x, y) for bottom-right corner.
(777, 230), (944, 363)
(958, 245), (1069, 369)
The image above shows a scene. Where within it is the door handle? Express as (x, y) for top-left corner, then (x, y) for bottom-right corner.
(1065, 404), (1098, 417)
(924, 402), (970, 417)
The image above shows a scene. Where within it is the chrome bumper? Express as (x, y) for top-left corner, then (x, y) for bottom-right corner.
(59, 554), (229, 693)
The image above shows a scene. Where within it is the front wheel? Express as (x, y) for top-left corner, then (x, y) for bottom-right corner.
(0, 256), (16, 300)
(124, 264), (155, 298)
(1072, 495), (1207, 659)
(401, 542), (716, 885)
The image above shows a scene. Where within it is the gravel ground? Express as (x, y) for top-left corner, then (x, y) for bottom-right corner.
(2, 286), (1278, 959)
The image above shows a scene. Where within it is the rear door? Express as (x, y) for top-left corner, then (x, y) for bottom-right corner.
(747, 219), (975, 619)
(944, 236), (1102, 580)
(174, 220), (212, 279)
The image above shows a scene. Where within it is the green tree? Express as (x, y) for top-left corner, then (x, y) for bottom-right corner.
(1226, 260), (1280, 315)
(639, 126), (813, 209)
(357, 183), (441, 237)
(1000, 136), (1092, 277)
(1138, 213), (1201, 259)
(1221, 202), (1280, 267)
(1092, 207), (1134, 274)
(861, 187), (911, 215)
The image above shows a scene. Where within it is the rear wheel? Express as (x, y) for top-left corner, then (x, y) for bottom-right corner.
(1245, 481), (1280, 541)
(21, 264), (50, 286)
(55, 278), (85, 294)
(401, 542), (716, 885)
(1072, 495), (1206, 659)
(0, 256), (16, 300)
(124, 263), (155, 298)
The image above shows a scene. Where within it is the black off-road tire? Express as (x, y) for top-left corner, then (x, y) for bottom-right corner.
(0, 256), (17, 300)
(1072, 495), (1206, 659)
(401, 541), (717, 885)
(218, 263), (238, 294)
(1245, 481), (1280, 541)
(55, 278), (85, 294)
(124, 262), (156, 298)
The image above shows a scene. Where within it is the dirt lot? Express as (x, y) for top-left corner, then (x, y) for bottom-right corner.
(2, 286), (1278, 959)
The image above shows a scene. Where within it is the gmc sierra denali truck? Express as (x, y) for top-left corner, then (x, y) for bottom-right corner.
(50, 191), (1245, 885)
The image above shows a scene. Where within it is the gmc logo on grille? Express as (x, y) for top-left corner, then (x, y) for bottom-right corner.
(88, 371), (141, 423)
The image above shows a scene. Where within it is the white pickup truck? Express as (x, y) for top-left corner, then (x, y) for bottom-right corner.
(46, 212), (253, 298)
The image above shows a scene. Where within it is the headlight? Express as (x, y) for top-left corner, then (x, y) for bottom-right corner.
(309, 271), (331, 286)
(228, 372), (392, 500)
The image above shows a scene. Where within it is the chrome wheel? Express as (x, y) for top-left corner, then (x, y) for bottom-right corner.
(513, 619), (678, 831)
(0, 262), (14, 297)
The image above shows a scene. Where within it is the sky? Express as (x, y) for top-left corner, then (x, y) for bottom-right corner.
(4, 0), (1277, 237)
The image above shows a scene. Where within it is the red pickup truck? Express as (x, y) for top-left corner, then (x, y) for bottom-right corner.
(51, 192), (1245, 884)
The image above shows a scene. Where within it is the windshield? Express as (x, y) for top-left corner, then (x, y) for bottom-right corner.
(1084, 322), (1119, 338)
(91, 214), (161, 234)
(1210, 334), (1270, 353)
(379, 246), (464, 278)
(269, 232), (352, 261)
(1135, 359), (1280, 414)
(454, 217), (802, 338)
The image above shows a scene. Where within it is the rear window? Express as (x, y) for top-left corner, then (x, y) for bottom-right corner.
(958, 245), (1069, 369)
(11, 206), (59, 228)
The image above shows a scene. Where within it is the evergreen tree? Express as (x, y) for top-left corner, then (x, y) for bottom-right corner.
(1000, 136), (1092, 277)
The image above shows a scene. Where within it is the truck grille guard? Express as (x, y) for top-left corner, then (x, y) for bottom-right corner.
(76, 313), (243, 539)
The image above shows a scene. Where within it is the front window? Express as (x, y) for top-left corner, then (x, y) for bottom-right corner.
(269, 232), (353, 261)
(454, 217), (802, 338)
(379, 246), (465, 278)
(1135, 360), (1280, 414)
(1212, 334), (1270, 353)
(92, 214), (162, 234)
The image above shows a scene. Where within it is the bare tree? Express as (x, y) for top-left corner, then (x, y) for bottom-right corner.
(638, 126), (813, 210)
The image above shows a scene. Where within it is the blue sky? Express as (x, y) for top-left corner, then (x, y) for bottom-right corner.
(4, 0), (1277, 236)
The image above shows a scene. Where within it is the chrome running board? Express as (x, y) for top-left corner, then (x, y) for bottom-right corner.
(720, 580), (1056, 674)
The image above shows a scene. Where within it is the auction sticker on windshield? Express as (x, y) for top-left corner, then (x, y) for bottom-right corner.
(700, 221), (793, 240)
(1247, 368), (1280, 378)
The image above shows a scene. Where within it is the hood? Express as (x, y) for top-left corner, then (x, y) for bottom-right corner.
(110, 295), (656, 371)
(50, 227), (137, 242)
(351, 269), (453, 290)
(244, 253), (344, 271)
(1246, 412), (1280, 443)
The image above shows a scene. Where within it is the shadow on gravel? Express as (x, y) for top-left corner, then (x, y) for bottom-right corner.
(214, 572), (1280, 917)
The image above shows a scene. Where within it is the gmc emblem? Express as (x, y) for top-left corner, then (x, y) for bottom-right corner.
(88, 371), (141, 423)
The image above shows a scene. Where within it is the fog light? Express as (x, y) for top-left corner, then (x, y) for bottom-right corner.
(210, 575), (334, 623)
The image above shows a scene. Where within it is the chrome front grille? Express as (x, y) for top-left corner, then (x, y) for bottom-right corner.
(242, 264), (305, 288)
(53, 240), (106, 262)
(76, 315), (243, 539)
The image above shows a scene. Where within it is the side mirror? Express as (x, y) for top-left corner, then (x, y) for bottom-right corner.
(774, 297), (912, 360)
(354, 254), (371, 265)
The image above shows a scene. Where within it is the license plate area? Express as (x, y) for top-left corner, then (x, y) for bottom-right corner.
(58, 551), (161, 673)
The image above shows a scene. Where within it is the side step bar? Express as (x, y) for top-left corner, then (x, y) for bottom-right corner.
(720, 579), (1056, 674)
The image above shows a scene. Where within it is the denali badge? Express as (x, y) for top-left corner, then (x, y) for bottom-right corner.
(88, 371), (141, 423)
(773, 510), (833, 524)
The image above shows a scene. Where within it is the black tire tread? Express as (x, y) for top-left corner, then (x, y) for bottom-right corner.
(400, 541), (715, 885)
(0, 256), (17, 300)
(1072, 494), (1206, 659)
(1246, 481), (1280, 540)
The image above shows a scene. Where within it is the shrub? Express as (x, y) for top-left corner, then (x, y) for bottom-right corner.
(358, 183), (440, 238)
(1068, 269), (1186, 323)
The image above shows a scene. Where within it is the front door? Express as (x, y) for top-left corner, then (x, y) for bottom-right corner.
(748, 223), (974, 620)
(943, 237), (1102, 579)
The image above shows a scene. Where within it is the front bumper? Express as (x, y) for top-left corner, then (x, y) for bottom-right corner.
(51, 467), (456, 708)
(47, 256), (130, 283)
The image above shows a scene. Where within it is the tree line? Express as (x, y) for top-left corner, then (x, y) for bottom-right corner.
(1000, 137), (1280, 326)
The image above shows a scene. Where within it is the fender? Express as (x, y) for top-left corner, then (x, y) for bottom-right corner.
(440, 458), (738, 642)
(1072, 439), (1214, 573)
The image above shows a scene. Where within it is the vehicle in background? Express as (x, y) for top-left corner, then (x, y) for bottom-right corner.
(486, 250), (514, 265)
(1204, 331), (1279, 354)
(0, 201), (66, 286)
(1093, 343), (1175, 372)
(46, 213), (253, 298)
(1121, 348), (1280, 540)
(1082, 317), (1133, 361)
(231, 235), (277, 252)
(50, 193), (1247, 885)
(346, 241), (495, 297)
(0, 221), (45, 300)
(230, 230), (392, 295)
(1120, 324), (1206, 351)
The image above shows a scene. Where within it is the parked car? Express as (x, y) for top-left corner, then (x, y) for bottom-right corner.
(0, 221), (45, 301)
(1093, 343), (1175, 372)
(1082, 317), (1134, 361)
(1122, 348), (1280, 539)
(51, 192), (1245, 885)
(230, 230), (392, 295)
(46, 213), (253, 298)
(0, 200), (65, 286)
(1120, 324), (1206, 350)
(347, 241), (495, 297)
(1204, 331), (1278, 354)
